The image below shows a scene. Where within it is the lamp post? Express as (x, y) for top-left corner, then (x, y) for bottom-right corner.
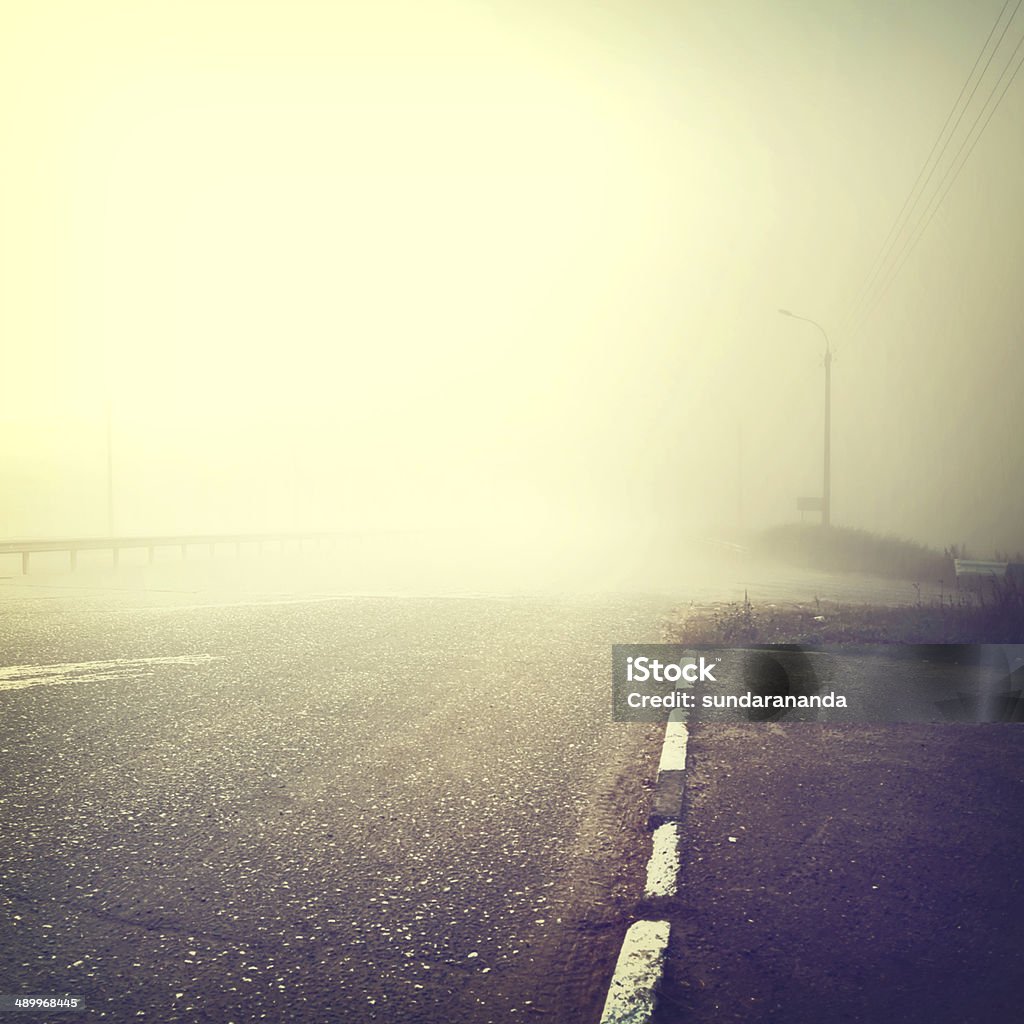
(778, 308), (831, 528)
(102, 326), (116, 537)
(106, 400), (114, 537)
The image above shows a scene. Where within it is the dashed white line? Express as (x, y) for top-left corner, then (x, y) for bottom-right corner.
(598, 919), (671, 1024)
(600, 656), (696, 1020)
(0, 655), (216, 691)
(644, 822), (681, 899)
(657, 718), (689, 773)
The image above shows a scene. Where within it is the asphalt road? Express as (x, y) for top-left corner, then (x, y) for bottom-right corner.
(0, 589), (668, 1023)
(0, 550), (996, 1024)
(658, 718), (1024, 1023)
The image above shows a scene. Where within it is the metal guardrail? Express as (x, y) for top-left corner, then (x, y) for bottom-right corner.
(0, 533), (335, 574)
(954, 559), (1009, 578)
(953, 559), (1024, 591)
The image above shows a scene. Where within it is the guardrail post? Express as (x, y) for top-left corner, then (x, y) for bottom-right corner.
(112, 547), (120, 567)
(22, 551), (29, 574)
(70, 550), (78, 571)
(149, 546), (156, 564)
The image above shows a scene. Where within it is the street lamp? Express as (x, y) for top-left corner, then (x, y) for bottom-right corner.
(778, 308), (832, 528)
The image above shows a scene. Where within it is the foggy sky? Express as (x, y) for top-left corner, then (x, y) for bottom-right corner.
(2, 0), (1022, 552)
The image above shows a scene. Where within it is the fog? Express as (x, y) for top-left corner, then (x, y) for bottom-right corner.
(2, 0), (1022, 559)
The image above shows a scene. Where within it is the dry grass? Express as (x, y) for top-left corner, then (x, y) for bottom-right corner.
(689, 524), (1024, 644)
(749, 523), (952, 583)
(670, 579), (1024, 646)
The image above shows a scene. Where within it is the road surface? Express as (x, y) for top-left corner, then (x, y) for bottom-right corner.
(0, 582), (670, 1023)
(656, 716), (1024, 1023)
(0, 546), (979, 1023)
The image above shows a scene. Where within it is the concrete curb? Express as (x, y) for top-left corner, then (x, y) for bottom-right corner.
(647, 712), (689, 829)
(643, 822), (681, 899)
(598, 690), (692, 1023)
(597, 919), (671, 1024)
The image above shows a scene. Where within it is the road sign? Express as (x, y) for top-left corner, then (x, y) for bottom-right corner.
(797, 496), (823, 512)
(954, 559), (1009, 578)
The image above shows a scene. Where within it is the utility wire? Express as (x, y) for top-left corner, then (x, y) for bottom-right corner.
(838, 0), (1017, 336)
(838, 0), (1021, 339)
(851, 29), (1024, 328)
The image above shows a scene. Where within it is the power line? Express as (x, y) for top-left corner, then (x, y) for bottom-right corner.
(838, 0), (1022, 339)
(838, 0), (1018, 337)
(853, 30), (1024, 326)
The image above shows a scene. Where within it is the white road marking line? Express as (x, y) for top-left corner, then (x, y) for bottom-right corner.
(599, 919), (671, 1024)
(657, 720), (689, 773)
(0, 655), (216, 691)
(644, 823), (681, 899)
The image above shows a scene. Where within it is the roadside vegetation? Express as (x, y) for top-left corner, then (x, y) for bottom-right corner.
(748, 523), (954, 582)
(672, 586), (1022, 645)
(675, 525), (1024, 645)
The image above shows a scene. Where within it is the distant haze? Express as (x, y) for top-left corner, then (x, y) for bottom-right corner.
(2, 1), (1021, 555)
